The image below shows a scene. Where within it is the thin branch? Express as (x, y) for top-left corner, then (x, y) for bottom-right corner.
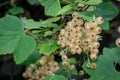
(82, 5), (89, 11)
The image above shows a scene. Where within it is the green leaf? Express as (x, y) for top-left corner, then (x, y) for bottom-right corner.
(44, 31), (54, 37)
(95, 1), (119, 20)
(0, 15), (36, 64)
(57, 4), (73, 15)
(78, 0), (102, 5)
(14, 35), (36, 64)
(22, 50), (40, 67)
(38, 39), (59, 55)
(24, 19), (41, 29)
(86, 0), (102, 5)
(87, 6), (95, 11)
(24, 18), (59, 29)
(83, 47), (120, 80)
(0, 15), (23, 54)
(8, 7), (24, 15)
(77, 11), (93, 21)
(42, 17), (60, 23)
(38, 0), (61, 16)
(100, 20), (109, 30)
(45, 75), (68, 80)
(27, 0), (39, 5)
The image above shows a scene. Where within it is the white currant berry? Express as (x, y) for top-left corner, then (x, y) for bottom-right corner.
(69, 65), (75, 70)
(72, 12), (77, 18)
(90, 63), (97, 69)
(96, 17), (104, 24)
(90, 21), (98, 28)
(90, 54), (97, 60)
(62, 61), (68, 66)
(62, 55), (68, 61)
(92, 42), (100, 49)
(93, 27), (102, 34)
(118, 26), (120, 33)
(86, 63), (91, 68)
(79, 70), (85, 76)
(60, 29), (66, 35)
(116, 38), (120, 47)
(90, 49), (99, 54)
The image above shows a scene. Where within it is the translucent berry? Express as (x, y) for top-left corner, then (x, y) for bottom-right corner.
(90, 21), (98, 28)
(69, 65), (75, 70)
(90, 63), (97, 69)
(79, 70), (85, 76)
(96, 17), (104, 24)
(116, 38), (120, 47)
(90, 54), (97, 60)
(93, 27), (102, 34)
(118, 26), (120, 33)
(62, 55), (68, 61)
(86, 63), (91, 68)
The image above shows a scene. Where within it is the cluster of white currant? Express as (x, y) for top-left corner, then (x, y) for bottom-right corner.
(58, 12), (103, 61)
(116, 26), (120, 47)
(23, 55), (59, 80)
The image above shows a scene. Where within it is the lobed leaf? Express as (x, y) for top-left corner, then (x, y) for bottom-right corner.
(83, 47), (120, 80)
(0, 15), (36, 64)
(95, 1), (119, 20)
(38, 0), (61, 16)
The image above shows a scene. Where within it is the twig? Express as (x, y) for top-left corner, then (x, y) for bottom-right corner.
(81, 5), (89, 11)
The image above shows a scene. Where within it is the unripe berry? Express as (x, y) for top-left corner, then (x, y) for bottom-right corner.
(86, 63), (91, 68)
(57, 41), (61, 45)
(79, 70), (85, 76)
